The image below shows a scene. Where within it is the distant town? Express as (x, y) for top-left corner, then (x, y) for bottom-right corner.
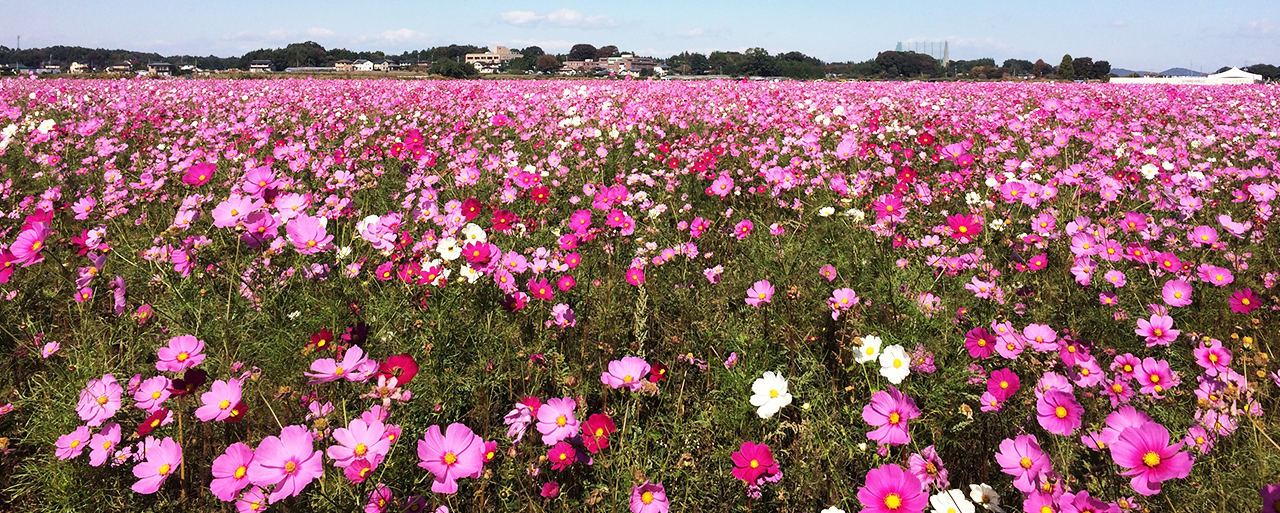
(1, 41), (1276, 83)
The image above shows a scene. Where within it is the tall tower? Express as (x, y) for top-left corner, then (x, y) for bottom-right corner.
(943, 41), (949, 67)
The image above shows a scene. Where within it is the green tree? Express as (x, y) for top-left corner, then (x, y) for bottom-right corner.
(1092, 60), (1112, 79)
(569, 44), (597, 61)
(688, 53), (710, 74)
(535, 55), (561, 73)
(1072, 56), (1094, 79)
(1058, 54), (1075, 80)
(1032, 59), (1052, 77)
(1002, 59), (1034, 76)
(431, 58), (478, 78)
(595, 45), (620, 59)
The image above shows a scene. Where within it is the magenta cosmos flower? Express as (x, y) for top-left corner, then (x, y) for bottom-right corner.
(862, 386), (921, 446)
(630, 481), (669, 513)
(11, 222), (52, 267)
(1161, 279), (1193, 307)
(210, 442), (255, 501)
(744, 279), (774, 307)
(183, 162), (216, 187)
(995, 434), (1051, 493)
(625, 267), (645, 286)
(211, 194), (264, 228)
(132, 436), (183, 494)
(1036, 390), (1084, 436)
(157, 335), (206, 373)
(601, 356), (651, 391)
(416, 422), (485, 494)
(287, 213), (334, 255)
(329, 418), (391, 469)
(1193, 339), (1232, 376)
(731, 441), (779, 485)
(857, 464), (928, 513)
(1135, 357), (1178, 398)
(536, 397), (580, 445)
(1110, 421), (1193, 495)
(1230, 288), (1260, 314)
(76, 374), (123, 427)
(196, 378), (243, 422)
(987, 368), (1020, 401)
(247, 424), (325, 503)
(946, 214), (982, 243)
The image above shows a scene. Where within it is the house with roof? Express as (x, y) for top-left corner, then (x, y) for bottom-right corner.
(334, 60), (354, 73)
(353, 59), (374, 72)
(69, 62), (90, 74)
(249, 60), (274, 73)
(147, 62), (174, 76)
(465, 46), (520, 67)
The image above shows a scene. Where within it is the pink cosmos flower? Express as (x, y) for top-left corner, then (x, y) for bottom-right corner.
(329, 418), (390, 469)
(235, 487), (269, 513)
(995, 434), (1050, 493)
(195, 378), (243, 422)
(242, 166), (278, 197)
(11, 222), (52, 267)
(857, 464), (928, 513)
(287, 213), (334, 255)
(1023, 323), (1058, 351)
(1036, 390), (1084, 436)
(416, 422), (485, 494)
(212, 195), (264, 228)
(76, 374), (123, 426)
(133, 376), (171, 412)
(366, 483), (393, 513)
(246, 424), (325, 503)
(88, 422), (121, 467)
(946, 214), (982, 243)
(731, 441), (779, 485)
(305, 345), (376, 384)
(1110, 421), (1194, 496)
(157, 335), (206, 373)
(819, 264), (838, 281)
(1193, 339), (1232, 376)
(55, 425), (92, 460)
(601, 356), (651, 391)
(132, 436), (183, 494)
(1197, 264), (1233, 287)
(183, 162), (216, 187)
(536, 397), (580, 445)
(1104, 269), (1127, 287)
(40, 340), (59, 358)
(503, 403), (534, 443)
(1135, 357), (1178, 398)
(1161, 279), (1193, 307)
(1229, 288), (1260, 313)
(828, 288), (860, 319)
(1134, 314), (1179, 347)
(862, 386), (921, 446)
(744, 279), (774, 307)
(907, 445), (948, 490)
(630, 481), (669, 513)
(210, 442), (255, 501)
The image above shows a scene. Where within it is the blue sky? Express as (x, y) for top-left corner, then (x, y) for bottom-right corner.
(2, 0), (1278, 71)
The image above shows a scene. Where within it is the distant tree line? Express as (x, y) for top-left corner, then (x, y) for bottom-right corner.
(664, 48), (826, 79)
(820, 52), (1112, 80)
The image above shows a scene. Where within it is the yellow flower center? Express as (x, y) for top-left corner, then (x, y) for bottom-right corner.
(1154, 385), (1164, 393)
(177, 352), (189, 362)
(32, 241), (42, 251)
(867, 347), (876, 355)
(334, 367), (345, 376)
(556, 415), (567, 427)
(889, 412), (901, 424)
(230, 209), (239, 216)
(769, 389), (779, 398)
(97, 395), (109, 405)
(893, 358), (902, 368)
(151, 391), (162, 400)
(623, 375), (633, 383)
(1174, 292), (1183, 299)
(1209, 354), (1218, 363)
(884, 493), (902, 509)
(70, 440), (81, 449)
(1150, 375), (1160, 383)
(595, 428), (604, 437)
(559, 452), (567, 461)
(1142, 452), (1161, 467)
(641, 491), (654, 505)
(1055, 406), (1068, 419)
(1020, 457), (1033, 469)
(307, 240), (317, 247)
(750, 459), (759, 468)
(1081, 368), (1090, 376)
(355, 443), (367, 456)
(219, 400), (231, 410)
(1242, 298), (1251, 305)
(102, 440), (112, 450)
(1000, 381), (1009, 389)
(958, 226), (968, 233)
(158, 463), (172, 476)
(234, 465), (247, 479)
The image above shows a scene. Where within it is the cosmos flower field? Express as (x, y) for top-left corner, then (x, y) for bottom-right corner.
(0, 77), (1278, 512)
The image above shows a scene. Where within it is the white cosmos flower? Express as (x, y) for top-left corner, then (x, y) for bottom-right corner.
(461, 223), (487, 244)
(820, 507), (847, 513)
(968, 484), (1004, 513)
(436, 237), (462, 261)
(930, 489), (976, 513)
(818, 206), (836, 217)
(855, 335), (883, 364)
(878, 344), (911, 384)
(749, 371), (793, 419)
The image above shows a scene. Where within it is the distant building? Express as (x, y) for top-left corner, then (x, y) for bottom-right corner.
(147, 62), (174, 76)
(465, 46), (520, 66)
(249, 60), (274, 73)
(38, 64), (63, 74)
(562, 54), (657, 75)
(334, 60), (355, 73)
(372, 60), (392, 72)
(69, 62), (90, 74)
(108, 62), (134, 73)
(1111, 67), (1262, 85)
(353, 59), (374, 72)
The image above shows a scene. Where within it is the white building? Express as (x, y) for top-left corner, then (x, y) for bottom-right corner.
(465, 46), (520, 66)
(1112, 67), (1263, 85)
(353, 59), (374, 72)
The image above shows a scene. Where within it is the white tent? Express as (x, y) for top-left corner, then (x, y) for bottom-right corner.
(1206, 67), (1262, 84)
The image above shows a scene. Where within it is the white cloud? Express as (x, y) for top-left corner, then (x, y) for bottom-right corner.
(1241, 19), (1280, 36)
(498, 9), (618, 28)
(306, 27), (336, 38)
